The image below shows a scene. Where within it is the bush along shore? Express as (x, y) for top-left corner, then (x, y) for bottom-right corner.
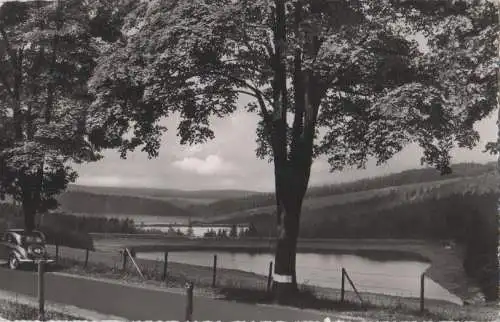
(47, 246), (498, 321)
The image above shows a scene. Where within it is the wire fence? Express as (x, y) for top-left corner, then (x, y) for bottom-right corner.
(126, 249), (434, 307)
(42, 244), (453, 317)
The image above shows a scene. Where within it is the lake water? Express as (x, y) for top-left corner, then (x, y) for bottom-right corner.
(137, 251), (462, 305)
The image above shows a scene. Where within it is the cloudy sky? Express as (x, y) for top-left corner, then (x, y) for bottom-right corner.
(73, 102), (498, 192)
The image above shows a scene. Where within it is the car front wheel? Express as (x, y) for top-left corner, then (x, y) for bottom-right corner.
(8, 254), (19, 270)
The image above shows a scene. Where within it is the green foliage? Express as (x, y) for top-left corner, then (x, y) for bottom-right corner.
(203, 228), (216, 238)
(0, 0), (131, 229)
(216, 229), (229, 239)
(42, 212), (137, 234)
(90, 0), (496, 175)
(240, 222), (259, 237)
(0, 299), (81, 321)
(41, 225), (94, 250)
(229, 224), (238, 238)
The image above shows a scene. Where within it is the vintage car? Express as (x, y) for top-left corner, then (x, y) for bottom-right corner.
(0, 229), (55, 269)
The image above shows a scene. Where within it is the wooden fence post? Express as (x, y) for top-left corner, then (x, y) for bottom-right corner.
(38, 261), (45, 321)
(55, 244), (59, 264)
(122, 249), (128, 271)
(162, 252), (168, 281)
(185, 282), (194, 321)
(343, 268), (364, 307)
(341, 268), (345, 303)
(420, 273), (425, 313)
(212, 254), (217, 288)
(267, 261), (273, 292)
(84, 249), (89, 268)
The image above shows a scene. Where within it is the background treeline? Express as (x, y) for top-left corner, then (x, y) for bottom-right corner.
(41, 212), (137, 234)
(0, 206), (137, 234)
(0, 207), (136, 249)
(190, 162), (496, 216)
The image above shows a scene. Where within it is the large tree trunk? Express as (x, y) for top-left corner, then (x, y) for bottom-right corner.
(20, 174), (41, 232)
(496, 1), (500, 303)
(274, 207), (300, 287)
(22, 191), (36, 232)
(272, 166), (308, 302)
(268, 0), (320, 303)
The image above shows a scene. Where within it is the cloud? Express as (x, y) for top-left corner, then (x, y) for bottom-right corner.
(172, 154), (236, 176)
(179, 145), (204, 157)
(77, 175), (140, 187)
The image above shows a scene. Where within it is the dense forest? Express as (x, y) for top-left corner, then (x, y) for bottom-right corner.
(41, 212), (137, 234)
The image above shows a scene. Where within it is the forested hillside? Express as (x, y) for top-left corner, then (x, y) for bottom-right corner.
(190, 162), (496, 216)
(57, 191), (194, 217)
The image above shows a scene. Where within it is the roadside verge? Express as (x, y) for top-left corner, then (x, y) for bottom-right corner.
(0, 289), (126, 321)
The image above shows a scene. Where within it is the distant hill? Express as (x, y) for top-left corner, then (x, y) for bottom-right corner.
(208, 171), (499, 225)
(66, 185), (262, 208)
(190, 162), (497, 217)
(54, 161), (496, 219)
(56, 190), (195, 217)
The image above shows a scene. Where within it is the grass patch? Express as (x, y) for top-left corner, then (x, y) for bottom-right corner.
(0, 299), (81, 321)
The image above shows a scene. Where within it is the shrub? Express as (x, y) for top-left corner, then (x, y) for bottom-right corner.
(41, 226), (94, 250)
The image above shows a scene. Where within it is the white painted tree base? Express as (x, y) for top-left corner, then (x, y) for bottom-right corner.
(273, 274), (293, 283)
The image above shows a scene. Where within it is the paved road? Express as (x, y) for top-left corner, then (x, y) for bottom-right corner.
(0, 266), (331, 321)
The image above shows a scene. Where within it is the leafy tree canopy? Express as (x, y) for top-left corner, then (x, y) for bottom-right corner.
(0, 0), (131, 228)
(90, 0), (497, 174)
(89, 0), (497, 291)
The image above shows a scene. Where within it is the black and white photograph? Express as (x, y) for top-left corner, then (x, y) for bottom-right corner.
(0, 0), (498, 321)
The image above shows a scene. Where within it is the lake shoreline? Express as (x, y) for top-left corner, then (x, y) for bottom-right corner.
(47, 245), (497, 321)
(91, 235), (480, 304)
(135, 250), (461, 305)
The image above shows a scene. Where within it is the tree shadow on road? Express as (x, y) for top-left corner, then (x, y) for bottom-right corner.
(217, 286), (368, 313)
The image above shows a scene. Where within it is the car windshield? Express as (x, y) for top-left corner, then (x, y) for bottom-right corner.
(20, 232), (44, 244)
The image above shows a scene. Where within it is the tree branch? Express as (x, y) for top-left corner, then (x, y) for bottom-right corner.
(223, 73), (273, 106)
(232, 86), (272, 126)
(46, 0), (64, 124)
(290, 1), (305, 164)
